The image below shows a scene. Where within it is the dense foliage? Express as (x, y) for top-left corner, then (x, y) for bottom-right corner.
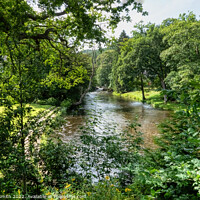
(96, 50), (117, 88)
(0, 0), (199, 199)
(96, 12), (200, 103)
(0, 0), (146, 197)
(133, 105), (200, 199)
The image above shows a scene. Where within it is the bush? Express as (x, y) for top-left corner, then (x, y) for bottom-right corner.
(161, 89), (178, 102)
(132, 109), (200, 199)
(60, 99), (72, 109)
(46, 97), (58, 105)
(35, 97), (58, 106)
(39, 139), (76, 187)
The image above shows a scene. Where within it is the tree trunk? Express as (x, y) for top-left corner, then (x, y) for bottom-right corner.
(161, 79), (167, 103)
(20, 104), (27, 197)
(159, 64), (168, 104)
(73, 50), (96, 106)
(140, 74), (145, 102)
(196, 45), (199, 55)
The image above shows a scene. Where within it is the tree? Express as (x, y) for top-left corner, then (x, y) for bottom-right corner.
(0, 0), (147, 104)
(160, 12), (200, 101)
(0, 0), (146, 195)
(128, 36), (150, 101)
(109, 30), (130, 56)
(145, 24), (170, 102)
(96, 50), (117, 88)
(111, 38), (137, 93)
(111, 23), (150, 100)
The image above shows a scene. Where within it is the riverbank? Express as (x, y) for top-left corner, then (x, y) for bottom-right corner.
(113, 90), (186, 111)
(0, 104), (52, 116)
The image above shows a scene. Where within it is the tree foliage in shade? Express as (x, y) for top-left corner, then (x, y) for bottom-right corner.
(0, 0), (147, 196)
(0, 0), (147, 104)
(96, 50), (117, 88)
(100, 12), (200, 105)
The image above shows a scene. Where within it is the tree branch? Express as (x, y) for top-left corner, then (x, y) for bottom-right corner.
(20, 28), (57, 41)
(26, 10), (67, 21)
(72, 50), (96, 106)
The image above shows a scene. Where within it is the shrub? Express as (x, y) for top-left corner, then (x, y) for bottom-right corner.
(39, 139), (76, 187)
(60, 99), (72, 109)
(36, 97), (58, 106)
(161, 89), (178, 102)
(132, 109), (200, 199)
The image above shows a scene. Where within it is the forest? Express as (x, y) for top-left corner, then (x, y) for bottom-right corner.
(0, 0), (200, 199)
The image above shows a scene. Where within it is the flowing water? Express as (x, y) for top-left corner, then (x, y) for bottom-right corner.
(60, 90), (171, 148)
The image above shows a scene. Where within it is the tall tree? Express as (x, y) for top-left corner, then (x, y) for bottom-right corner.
(145, 24), (170, 102)
(111, 23), (149, 100)
(160, 12), (200, 101)
(118, 30), (130, 43)
(0, 0), (146, 195)
(96, 50), (117, 88)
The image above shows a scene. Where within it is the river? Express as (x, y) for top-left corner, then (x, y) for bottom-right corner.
(59, 90), (171, 149)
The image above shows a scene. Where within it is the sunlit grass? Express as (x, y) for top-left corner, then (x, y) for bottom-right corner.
(0, 103), (53, 117)
(121, 90), (160, 101)
(113, 90), (186, 111)
(27, 104), (53, 117)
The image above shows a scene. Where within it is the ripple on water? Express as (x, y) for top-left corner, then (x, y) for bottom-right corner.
(143, 103), (154, 109)
(130, 102), (143, 106)
(57, 91), (171, 180)
(61, 91), (171, 149)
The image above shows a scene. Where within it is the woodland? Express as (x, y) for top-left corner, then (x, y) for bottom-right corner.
(0, 0), (199, 199)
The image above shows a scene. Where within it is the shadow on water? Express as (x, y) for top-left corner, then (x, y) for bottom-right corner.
(60, 90), (171, 149)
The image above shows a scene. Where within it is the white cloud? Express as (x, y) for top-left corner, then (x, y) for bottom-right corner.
(114, 0), (200, 38)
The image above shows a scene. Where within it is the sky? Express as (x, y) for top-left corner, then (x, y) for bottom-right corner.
(28, 0), (200, 45)
(114, 0), (200, 37)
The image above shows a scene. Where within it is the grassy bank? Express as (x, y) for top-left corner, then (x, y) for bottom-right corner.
(0, 103), (53, 116)
(113, 90), (186, 111)
(27, 103), (53, 116)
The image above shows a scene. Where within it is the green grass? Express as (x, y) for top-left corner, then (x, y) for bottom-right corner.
(113, 90), (186, 111)
(27, 103), (53, 117)
(0, 103), (53, 116)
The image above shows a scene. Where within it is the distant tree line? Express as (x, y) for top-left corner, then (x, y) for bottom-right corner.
(95, 12), (200, 103)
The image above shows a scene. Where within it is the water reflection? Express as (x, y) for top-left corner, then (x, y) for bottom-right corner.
(61, 91), (171, 148)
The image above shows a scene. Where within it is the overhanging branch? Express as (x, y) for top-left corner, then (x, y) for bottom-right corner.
(26, 10), (67, 21)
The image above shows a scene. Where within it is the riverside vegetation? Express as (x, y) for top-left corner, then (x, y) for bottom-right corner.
(113, 90), (187, 111)
(0, 0), (200, 199)
(1, 95), (199, 199)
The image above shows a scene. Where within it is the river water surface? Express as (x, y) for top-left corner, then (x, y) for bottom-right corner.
(60, 90), (171, 148)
